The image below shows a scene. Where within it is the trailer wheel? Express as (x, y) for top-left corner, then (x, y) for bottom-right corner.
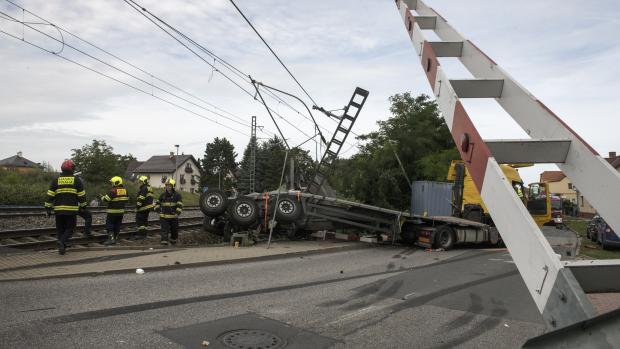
(200, 189), (228, 216)
(275, 195), (302, 222)
(434, 225), (455, 250)
(229, 197), (258, 226)
(203, 215), (224, 235)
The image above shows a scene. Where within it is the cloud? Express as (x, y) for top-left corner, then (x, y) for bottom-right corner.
(0, 0), (618, 186)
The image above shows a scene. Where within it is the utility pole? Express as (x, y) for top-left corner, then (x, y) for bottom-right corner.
(289, 156), (295, 190)
(250, 115), (257, 192)
(174, 144), (179, 189)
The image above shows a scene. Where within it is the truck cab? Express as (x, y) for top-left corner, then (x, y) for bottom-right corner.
(448, 161), (552, 227)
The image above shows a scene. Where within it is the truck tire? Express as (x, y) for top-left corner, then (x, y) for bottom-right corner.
(229, 197), (258, 226)
(203, 215), (224, 235)
(200, 190), (228, 216)
(434, 225), (456, 250)
(275, 195), (302, 222)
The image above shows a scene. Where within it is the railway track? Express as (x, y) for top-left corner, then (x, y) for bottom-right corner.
(0, 216), (204, 250)
(0, 206), (201, 218)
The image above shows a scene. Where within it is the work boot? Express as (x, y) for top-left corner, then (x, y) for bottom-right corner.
(169, 239), (177, 246)
(104, 232), (116, 246)
(160, 240), (169, 245)
(58, 242), (66, 255)
(84, 229), (92, 239)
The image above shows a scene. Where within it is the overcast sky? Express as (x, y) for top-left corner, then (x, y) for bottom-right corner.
(1, 0), (619, 184)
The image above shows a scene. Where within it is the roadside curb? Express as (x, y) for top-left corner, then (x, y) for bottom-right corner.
(0, 243), (370, 282)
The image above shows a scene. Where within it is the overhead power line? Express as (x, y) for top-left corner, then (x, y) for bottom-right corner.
(1, 0), (282, 138)
(228, 0), (318, 107)
(0, 29), (249, 137)
(123, 0), (319, 142)
(0, 8), (260, 132)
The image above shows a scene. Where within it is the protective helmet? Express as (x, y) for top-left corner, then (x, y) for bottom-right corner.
(166, 178), (176, 187)
(138, 175), (149, 184)
(60, 159), (75, 173)
(110, 176), (123, 186)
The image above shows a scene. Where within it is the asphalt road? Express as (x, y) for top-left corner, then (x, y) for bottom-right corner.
(0, 245), (546, 348)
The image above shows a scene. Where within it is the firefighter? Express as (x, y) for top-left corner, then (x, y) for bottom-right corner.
(134, 175), (154, 239)
(154, 178), (183, 245)
(101, 176), (129, 245)
(44, 159), (87, 255)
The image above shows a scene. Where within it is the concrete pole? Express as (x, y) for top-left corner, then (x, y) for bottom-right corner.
(289, 156), (295, 190)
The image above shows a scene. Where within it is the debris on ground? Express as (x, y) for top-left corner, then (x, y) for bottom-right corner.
(136, 268), (145, 274)
(202, 340), (210, 346)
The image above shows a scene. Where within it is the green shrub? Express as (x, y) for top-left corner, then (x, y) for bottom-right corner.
(0, 169), (200, 206)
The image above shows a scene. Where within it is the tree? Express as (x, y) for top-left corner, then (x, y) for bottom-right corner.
(237, 136), (316, 193)
(329, 93), (458, 209)
(71, 140), (136, 183)
(237, 137), (258, 193)
(200, 137), (238, 190)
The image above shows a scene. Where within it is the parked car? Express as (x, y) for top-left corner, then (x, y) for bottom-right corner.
(588, 215), (620, 249)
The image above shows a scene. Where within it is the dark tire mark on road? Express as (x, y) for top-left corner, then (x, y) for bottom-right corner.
(434, 306), (508, 349)
(442, 293), (483, 330)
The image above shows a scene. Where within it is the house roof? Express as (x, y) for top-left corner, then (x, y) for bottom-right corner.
(0, 154), (39, 168)
(133, 155), (199, 173)
(611, 158), (620, 169)
(540, 171), (566, 183)
(124, 160), (144, 178)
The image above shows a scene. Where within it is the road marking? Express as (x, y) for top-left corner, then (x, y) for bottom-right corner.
(327, 306), (378, 326)
(402, 292), (416, 300)
(488, 258), (504, 261)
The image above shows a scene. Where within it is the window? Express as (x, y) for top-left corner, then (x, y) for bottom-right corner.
(581, 196), (584, 207)
(185, 163), (193, 173)
(180, 174), (186, 184)
(568, 183), (573, 190)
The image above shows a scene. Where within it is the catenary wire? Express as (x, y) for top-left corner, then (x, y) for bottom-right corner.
(0, 8), (274, 137)
(0, 29), (249, 137)
(122, 0), (316, 141)
(228, 0), (318, 107)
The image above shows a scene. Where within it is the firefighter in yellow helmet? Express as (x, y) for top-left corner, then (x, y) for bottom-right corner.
(154, 178), (183, 245)
(134, 175), (154, 239)
(101, 176), (128, 245)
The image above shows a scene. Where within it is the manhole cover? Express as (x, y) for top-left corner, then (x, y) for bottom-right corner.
(221, 329), (286, 349)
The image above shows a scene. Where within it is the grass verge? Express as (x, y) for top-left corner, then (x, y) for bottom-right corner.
(564, 217), (620, 259)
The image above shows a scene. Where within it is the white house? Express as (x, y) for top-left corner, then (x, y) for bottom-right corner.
(133, 153), (202, 193)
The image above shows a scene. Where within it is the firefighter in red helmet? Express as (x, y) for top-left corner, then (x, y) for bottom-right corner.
(44, 159), (87, 255)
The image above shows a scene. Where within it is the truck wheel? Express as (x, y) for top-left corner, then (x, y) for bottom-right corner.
(229, 197), (258, 226)
(203, 216), (224, 235)
(434, 225), (455, 250)
(200, 190), (228, 216)
(275, 195), (302, 222)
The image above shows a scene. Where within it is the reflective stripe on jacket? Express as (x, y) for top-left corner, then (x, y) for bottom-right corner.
(155, 190), (182, 219)
(44, 174), (86, 215)
(136, 184), (154, 212)
(102, 186), (129, 215)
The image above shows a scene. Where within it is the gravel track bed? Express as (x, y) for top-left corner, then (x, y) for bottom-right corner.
(0, 211), (204, 231)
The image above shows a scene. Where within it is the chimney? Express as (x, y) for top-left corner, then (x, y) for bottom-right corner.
(169, 152), (174, 158)
(17, 151), (22, 157)
(609, 151), (616, 158)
